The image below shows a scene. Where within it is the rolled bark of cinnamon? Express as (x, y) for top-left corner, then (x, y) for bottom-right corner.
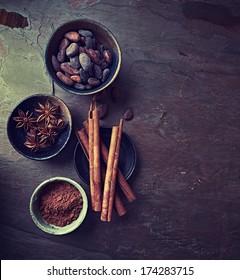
(83, 120), (136, 202)
(88, 101), (101, 211)
(75, 128), (126, 217)
(101, 119), (123, 222)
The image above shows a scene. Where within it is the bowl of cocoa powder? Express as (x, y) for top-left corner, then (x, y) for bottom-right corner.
(30, 177), (88, 235)
(45, 19), (121, 95)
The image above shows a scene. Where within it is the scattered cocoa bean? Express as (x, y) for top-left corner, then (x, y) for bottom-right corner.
(56, 72), (74, 86)
(123, 107), (133, 120)
(97, 103), (108, 119)
(65, 31), (80, 42)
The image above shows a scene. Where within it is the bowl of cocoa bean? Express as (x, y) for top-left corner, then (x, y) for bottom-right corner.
(45, 19), (121, 95)
(7, 94), (72, 160)
(30, 177), (88, 235)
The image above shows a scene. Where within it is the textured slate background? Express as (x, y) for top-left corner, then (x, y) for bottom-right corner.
(0, 0), (240, 259)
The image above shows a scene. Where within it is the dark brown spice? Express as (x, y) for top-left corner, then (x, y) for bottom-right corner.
(39, 181), (83, 227)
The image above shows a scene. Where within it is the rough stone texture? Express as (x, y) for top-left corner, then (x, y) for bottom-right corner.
(1, 0), (240, 260)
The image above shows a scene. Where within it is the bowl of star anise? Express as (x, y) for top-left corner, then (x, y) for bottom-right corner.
(7, 94), (72, 160)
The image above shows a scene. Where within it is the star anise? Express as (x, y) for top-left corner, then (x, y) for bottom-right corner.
(35, 100), (59, 124)
(38, 127), (59, 145)
(13, 109), (37, 132)
(24, 133), (49, 152)
(47, 118), (66, 130)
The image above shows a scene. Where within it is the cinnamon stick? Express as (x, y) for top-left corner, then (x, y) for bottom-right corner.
(83, 120), (136, 202)
(75, 128), (126, 217)
(101, 119), (123, 222)
(88, 101), (101, 211)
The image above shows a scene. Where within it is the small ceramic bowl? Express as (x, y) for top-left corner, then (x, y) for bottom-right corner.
(30, 177), (88, 235)
(45, 19), (121, 95)
(74, 127), (137, 184)
(7, 94), (72, 160)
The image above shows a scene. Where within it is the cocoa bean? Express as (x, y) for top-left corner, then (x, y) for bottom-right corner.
(59, 38), (70, 50)
(93, 64), (102, 80)
(57, 49), (66, 63)
(79, 46), (85, 54)
(97, 104), (107, 119)
(70, 75), (82, 83)
(88, 77), (101, 87)
(123, 107), (133, 120)
(102, 68), (110, 82)
(85, 48), (97, 60)
(64, 31), (80, 42)
(66, 42), (79, 57)
(70, 56), (80, 69)
(103, 50), (112, 65)
(79, 69), (89, 84)
(78, 29), (93, 37)
(85, 37), (93, 49)
(74, 83), (86, 90)
(79, 53), (91, 72)
(100, 59), (108, 70)
(56, 72), (74, 86)
(79, 36), (86, 45)
(97, 44), (105, 54)
(51, 55), (60, 71)
(86, 84), (93, 90)
(60, 63), (79, 75)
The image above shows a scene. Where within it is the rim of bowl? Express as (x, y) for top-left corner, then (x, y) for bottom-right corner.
(45, 19), (122, 96)
(29, 176), (88, 235)
(7, 93), (72, 161)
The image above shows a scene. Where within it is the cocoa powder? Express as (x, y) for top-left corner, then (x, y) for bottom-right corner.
(39, 181), (83, 227)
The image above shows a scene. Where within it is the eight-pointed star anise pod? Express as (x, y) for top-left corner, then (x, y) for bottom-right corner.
(35, 100), (59, 124)
(47, 118), (66, 130)
(24, 133), (49, 152)
(38, 127), (59, 145)
(13, 109), (37, 132)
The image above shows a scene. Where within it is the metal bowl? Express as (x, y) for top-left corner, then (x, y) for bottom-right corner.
(45, 19), (121, 95)
(7, 94), (72, 160)
(29, 177), (88, 235)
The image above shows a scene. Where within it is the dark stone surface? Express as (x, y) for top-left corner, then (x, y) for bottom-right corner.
(0, 0), (240, 260)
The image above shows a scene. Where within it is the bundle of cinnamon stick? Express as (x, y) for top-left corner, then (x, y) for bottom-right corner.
(75, 101), (136, 222)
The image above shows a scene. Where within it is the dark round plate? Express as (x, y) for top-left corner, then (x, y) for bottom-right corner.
(74, 127), (137, 184)
(7, 94), (72, 160)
